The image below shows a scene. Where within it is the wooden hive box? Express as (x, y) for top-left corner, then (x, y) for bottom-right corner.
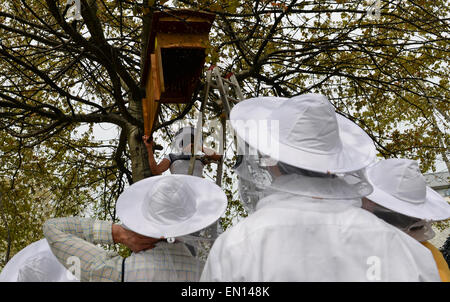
(141, 9), (216, 136)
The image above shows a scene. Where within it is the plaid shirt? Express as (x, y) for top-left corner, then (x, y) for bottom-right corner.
(43, 217), (204, 282)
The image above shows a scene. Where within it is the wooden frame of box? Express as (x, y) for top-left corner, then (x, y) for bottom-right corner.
(141, 9), (215, 136)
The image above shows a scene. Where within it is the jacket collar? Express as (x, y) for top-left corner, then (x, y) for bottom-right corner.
(255, 184), (362, 213)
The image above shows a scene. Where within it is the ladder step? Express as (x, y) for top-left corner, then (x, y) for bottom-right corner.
(221, 78), (234, 85)
(210, 78), (239, 88)
(206, 67), (244, 112)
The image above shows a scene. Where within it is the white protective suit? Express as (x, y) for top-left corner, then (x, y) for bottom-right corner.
(200, 181), (441, 282)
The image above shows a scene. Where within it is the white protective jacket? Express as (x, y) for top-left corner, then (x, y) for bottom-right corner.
(200, 192), (441, 281)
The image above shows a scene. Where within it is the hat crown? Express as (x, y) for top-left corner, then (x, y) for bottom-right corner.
(270, 94), (343, 155)
(142, 178), (196, 225)
(371, 159), (426, 204)
(17, 253), (62, 282)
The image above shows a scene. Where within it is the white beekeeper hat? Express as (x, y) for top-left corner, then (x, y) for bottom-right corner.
(365, 158), (450, 221)
(0, 239), (78, 282)
(116, 175), (227, 238)
(230, 93), (376, 173)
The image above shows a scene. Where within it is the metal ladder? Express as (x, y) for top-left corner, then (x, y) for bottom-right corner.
(205, 66), (244, 188)
(206, 66), (244, 117)
(187, 66), (244, 179)
(189, 66), (245, 240)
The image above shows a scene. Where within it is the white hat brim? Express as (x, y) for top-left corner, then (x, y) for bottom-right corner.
(230, 97), (376, 173)
(366, 175), (450, 221)
(116, 175), (227, 238)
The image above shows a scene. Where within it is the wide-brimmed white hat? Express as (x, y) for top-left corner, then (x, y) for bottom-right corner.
(230, 94), (376, 173)
(366, 159), (450, 221)
(116, 175), (227, 238)
(0, 239), (78, 282)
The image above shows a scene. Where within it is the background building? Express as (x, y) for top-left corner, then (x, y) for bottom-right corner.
(425, 172), (450, 249)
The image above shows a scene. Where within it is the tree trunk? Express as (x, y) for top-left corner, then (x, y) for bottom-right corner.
(127, 124), (152, 183)
(127, 89), (151, 183)
(124, 3), (156, 184)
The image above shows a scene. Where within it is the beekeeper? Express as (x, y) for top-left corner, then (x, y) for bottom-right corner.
(43, 175), (227, 282)
(362, 158), (450, 281)
(142, 126), (221, 177)
(200, 93), (440, 281)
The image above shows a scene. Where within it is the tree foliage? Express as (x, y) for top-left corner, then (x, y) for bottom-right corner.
(0, 0), (448, 269)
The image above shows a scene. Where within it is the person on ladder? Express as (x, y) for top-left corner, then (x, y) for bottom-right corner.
(142, 126), (222, 177)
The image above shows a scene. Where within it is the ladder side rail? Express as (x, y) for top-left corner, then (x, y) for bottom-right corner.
(213, 67), (232, 116)
(229, 74), (244, 101)
(187, 69), (212, 175)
